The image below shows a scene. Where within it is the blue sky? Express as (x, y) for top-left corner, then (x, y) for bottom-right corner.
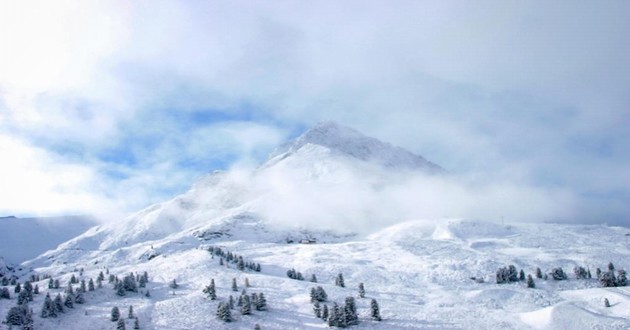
(0, 1), (628, 224)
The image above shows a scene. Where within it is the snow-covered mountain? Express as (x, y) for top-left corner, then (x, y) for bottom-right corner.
(34, 121), (444, 256)
(2, 122), (629, 330)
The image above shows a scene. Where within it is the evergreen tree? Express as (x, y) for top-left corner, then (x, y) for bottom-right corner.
(66, 283), (74, 295)
(33, 284), (39, 294)
(0, 287), (9, 299)
(229, 295), (235, 309)
(241, 294), (252, 315)
(70, 274), (77, 284)
(145, 290), (151, 298)
(596, 268), (602, 279)
(335, 273), (345, 288)
(116, 281), (126, 296)
(54, 278), (60, 289)
(5, 303), (30, 327)
(54, 293), (64, 313)
(17, 289), (29, 305)
(216, 302), (232, 322)
(40, 293), (56, 318)
(256, 293), (267, 311)
(117, 317), (126, 330)
(617, 269), (628, 286)
(134, 318), (140, 330)
(297, 272), (304, 280)
(256, 263), (261, 272)
(604, 298), (610, 307)
(48, 277), (54, 289)
(219, 258), (224, 266)
(14, 282), (21, 293)
(80, 279), (87, 292)
(551, 268), (567, 280)
(75, 292), (85, 304)
(128, 305), (135, 318)
(10, 278), (16, 285)
(328, 303), (340, 327)
(203, 279), (217, 300)
(254, 324), (261, 330)
(169, 279), (178, 289)
(574, 266), (588, 279)
(237, 256), (245, 271)
(88, 278), (95, 291)
(358, 282), (365, 298)
(111, 306), (121, 321)
(322, 304), (329, 321)
(600, 271), (616, 287)
(344, 296), (359, 326)
(245, 277), (250, 287)
(313, 301), (321, 318)
(535, 267), (543, 279)
(232, 278), (238, 291)
(64, 293), (74, 308)
(526, 274), (535, 288)
(310, 274), (317, 283)
(608, 262), (615, 272)
(370, 299), (382, 321)
(123, 273), (138, 292)
(98, 271), (105, 282)
(519, 269), (525, 281)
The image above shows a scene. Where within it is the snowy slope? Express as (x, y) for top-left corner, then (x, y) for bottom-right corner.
(3, 219), (629, 330)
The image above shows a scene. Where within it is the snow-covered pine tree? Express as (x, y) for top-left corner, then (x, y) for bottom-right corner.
(313, 301), (321, 318)
(17, 289), (29, 305)
(519, 269), (525, 281)
(88, 278), (95, 291)
(335, 273), (345, 288)
(370, 299), (382, 321)
(75, 292), (85, 304)
(241, 294), (251, 315)
(358, 283), (365, 298)
(54, 278), (60, 289)
(608, 262), (615, 272)
(111, 306), (121, 321)
(128, 305), (134, 319)
(98, 271), (105, 282)
(256, 263), (261, 272)
(48, 278), (54, 289)
(70, 274), (77, 284)
(574, 266), (588, 279)
(0, 287), (9, 299)
(54, 293), (64, 313)
(328, 303), (339, 327)
(254, 324), (261, 330)
(80, 279), (87, 292)
(116, 281), (126, 296)
(310, 274), (317, 283)
(216, 302), (232, 322)
(169, 279), (178, 289)
(322, 304), (329, 321)
(117, 317), (126, 330)
(64, 293), (74, 308)
(535, 267), (543, 279)
(344, 296), (359, 326)
(237, 256), (245, 271)
(526, 274), (535, 288)
(14, 282), (21, 293)
(245, 277), (250, 287)
(604, 298), (610, 307)
(551, 268), (567, 280)
(40, 293), (56, 318)
(229, 295), (235, 309)
(617, 269), (627, 286)
(33, 284), (39, 294)
(65, 283), (74, 295)
(232, 278), (238, 291)
(134, 318), (140, 330)
(5, 303), (30, 327)
(256, 292), (267, 311)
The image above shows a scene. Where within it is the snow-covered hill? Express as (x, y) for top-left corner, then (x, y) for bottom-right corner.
(2, 122), (629, 329)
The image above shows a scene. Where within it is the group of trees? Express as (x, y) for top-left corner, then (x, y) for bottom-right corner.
(206, 277), (268, 323)
(310, 281), (381, 328)
(207, 246), (261, 272)
(286, 268), (305, 280)
(111, 305), (140, 330)
(496, 262), (627, 290)
(598, 262), (627, 287)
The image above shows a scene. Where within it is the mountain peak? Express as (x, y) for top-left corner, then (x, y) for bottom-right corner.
(267, 121), (444, 172)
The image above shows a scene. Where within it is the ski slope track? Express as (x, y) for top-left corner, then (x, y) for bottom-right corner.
(1, 122), (629, 329)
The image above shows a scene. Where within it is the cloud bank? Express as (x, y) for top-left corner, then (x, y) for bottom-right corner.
(0, 1), (628, 224)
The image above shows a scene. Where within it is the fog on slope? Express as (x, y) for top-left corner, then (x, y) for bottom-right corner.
(245, 164), (577, 236)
